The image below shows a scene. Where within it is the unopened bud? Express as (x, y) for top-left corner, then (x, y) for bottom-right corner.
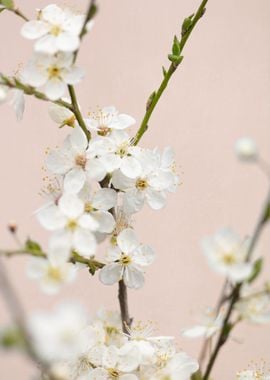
(235, 137), (258, 162)
(7, 221), (17, 234)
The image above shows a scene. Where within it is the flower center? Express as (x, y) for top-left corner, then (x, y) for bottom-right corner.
(136, 178), (148, 190)
(50, 25), (62, 36)
(222, 252), (236, 265)
(116, 143), (129, 158)
(120, 254), (132, 266)
(64, 115), (76, 127)
(48, 65), (61, 79)
(66, 219), (78, 231)
(108, 368), (119, 378)
(84, 202), (93, 213)
(98, 125), (111, 136)
(75, 154), (87, 169)
(47, 266), (62, 281)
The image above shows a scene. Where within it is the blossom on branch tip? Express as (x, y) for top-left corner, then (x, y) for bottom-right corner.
(202, 228), (253, 283)
(21, 4), (85, 54)
(182, 308), (224, 339)
(235, 138), (258, 162)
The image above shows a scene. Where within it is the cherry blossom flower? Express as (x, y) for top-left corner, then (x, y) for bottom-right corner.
(22, 52), (84, 100)
(87, 130), (143, 179)
(36, 193), (98, 259)
(99, 228), (155, 289)
(235, 293), (270, 324)
(182, 308), (224, 339)
(21, 4), (85, 54)
(86, 106), (135, 136)
(202, 228), (253, 283)
(48, 101), (76, 127)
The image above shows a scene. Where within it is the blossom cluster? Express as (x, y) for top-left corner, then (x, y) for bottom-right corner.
(27, 304), (198, 380)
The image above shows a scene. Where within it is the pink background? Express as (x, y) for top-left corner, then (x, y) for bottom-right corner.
(0, 0), (270, 378)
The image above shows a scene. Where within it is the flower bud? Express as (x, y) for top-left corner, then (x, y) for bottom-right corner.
(235, 137), (258, 162)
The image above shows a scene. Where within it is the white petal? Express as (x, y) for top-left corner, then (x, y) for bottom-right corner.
(27, 258), (47, 279)
(110, 113), (136, 130)
(111, 170), (134, 191)
(21, 20), (49, 39)
(62, 66), (84, 85)
(85, 158), (107, 181)
(92, 188), (117, 211)
(124, 266), (144, 289)
(48, 103), (73, 124)
(41, 4), (64, 23)
(133, 245), (155, 267)
(44, 78), (66, 101)
(118, 343), (141, 372)
(99, 263), (122, 285)
(46, 149), (72, 174)
(229, 263), (253, 282)
(73, 228), (97, 257)
(123, 189), (144, 214)
(35, 34), (58, 54)
(106, 246), (122, 262)
(64, 167), (86, 194)
(58, 193), (84, 219)
(92, 211), (115, 233)
(56, 32), (80, 52)
(182, 326), (208, 338)
(120, 156), (142, 178)
(117, 228), (139, 254)
(146, 189), (166, 210)
(48, 236), (71, 265)
(69, 125), (88, 151)
(36, 204), (66, 230)
(10, 89), (25, 121)
(78, 214), (99, 231)
(99, 153), (121, 172)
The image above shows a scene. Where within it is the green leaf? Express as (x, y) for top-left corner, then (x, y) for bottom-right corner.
(25, 238), (42, 254)
(0, 0), (14, 9)
(248, 257), (263, 284)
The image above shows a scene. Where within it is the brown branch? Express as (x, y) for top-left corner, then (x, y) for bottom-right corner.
(118, 279), (132, 333)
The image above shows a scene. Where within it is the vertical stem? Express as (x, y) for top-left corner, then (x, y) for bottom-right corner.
(202, 188), (270, 380)
(68, 85), (91, 140)
(118, 279), (132, 333)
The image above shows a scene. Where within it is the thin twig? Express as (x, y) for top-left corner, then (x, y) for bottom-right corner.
(68, 85), (91, 140)
(9, 7), (29, 22)
(118, 279), (132, 333)
(132, 0), (209, 145)
(202, 188), (270, 380)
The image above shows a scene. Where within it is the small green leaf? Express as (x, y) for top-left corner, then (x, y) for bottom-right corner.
(248, 257), (263, 283)
(25, 238), (42, 254)
(0, 0), (14, 9)
(162, 66), (167, 77)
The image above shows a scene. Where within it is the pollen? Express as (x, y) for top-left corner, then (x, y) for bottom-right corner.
(136, 178), (148, 190)
(48, 65), (61, 79)
(66, 219), (78, 231)
(98, 125), (111, 136)
(120, 254), (132, 266)
(108, 368), (119, 378)
(47, 266), (63, 281)
(222, 252), (236, 265)
(84, 202), (93, 213)
(50, 25), (62, 36)
(75, 154), (87, 169)
(64, 115), (76, 127)
(116, 143), (128, 158)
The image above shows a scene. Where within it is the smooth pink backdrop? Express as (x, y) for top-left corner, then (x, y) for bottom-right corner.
(0, 0), (270, 378)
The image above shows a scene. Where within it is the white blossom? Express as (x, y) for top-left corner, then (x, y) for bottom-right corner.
(237, 368), (270, 380)
(9, 89), (25, 121)
(36, 193), (98, 258)
(202, 228), (253, 283)
(112, 149), (175, 214)
(0, 85), (8, 104)
(21, 4), (85, 54)
(87, 130), (143, 179)
(22, 52), (84, 100)
(86, 106), (135, 136)
(99, 228), (155, 289)
(235, 138), (258, 162)
(182, 308), (224, 339)
(235, 293), (270, 324)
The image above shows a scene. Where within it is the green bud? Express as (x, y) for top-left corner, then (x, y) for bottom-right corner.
(181, 14), (194, 36)
(172, 35), (180, 56)
(168, 54), (184, 65)
(146, 91), (156, 111)
(0, 0), (14, 9)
